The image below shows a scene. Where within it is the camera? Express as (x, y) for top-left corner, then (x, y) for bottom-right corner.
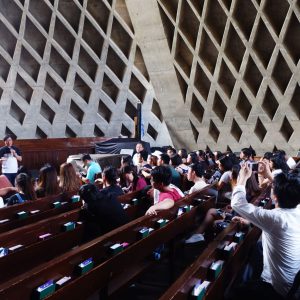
(248, 162), (258, 172)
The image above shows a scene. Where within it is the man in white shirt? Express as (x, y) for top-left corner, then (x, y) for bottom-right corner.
(132, 142), (148, 166)
(0, 135), (22, 185)
(231, 163), (300, 300)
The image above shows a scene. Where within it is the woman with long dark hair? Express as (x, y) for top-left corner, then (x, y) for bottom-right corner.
(7, 173), (36, 205)
(59, 162), (81, 194)
(36, 164), (60, 198)
(119, 165), (147, 193)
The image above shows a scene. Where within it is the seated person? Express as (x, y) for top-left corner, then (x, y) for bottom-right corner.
(119, 165), (147, 193)
(6, 173), (36, 205)
(185, 165), (259, 244)
(166, 146), (176, 157)
(146, 165), (183, 216)
(141, 154), (158, 181)
(187, 162), (208, 194)
(0, 174), (17, 200)
(59, 162), (81, 195)
(171, 154), (189, 175)
(35, 164), (60, 198)
(231, 164), (300, 300)
(178, 148), (188, 164)
(79, 166), (129, 241)
(81, 154), (102, 184)
(158, 153), (181, 189)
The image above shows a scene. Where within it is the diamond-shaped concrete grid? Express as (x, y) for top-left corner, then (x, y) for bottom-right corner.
(157, 0), (300, 154)
(271, 51), (292, 94)
(280, 116), (294, 142)
(253, 18), (275, 68)
(254, 117), (267, 142)
(147, 123), (158, 141)
(231, 118), (242, 142)
(233, 0), (257, 40)
(263, 0), (289, 36)
(205, 0), (227, 45)
(190, 120), (199, 143)
(283, 12), (300, 65)
(0, 53), (10, 82)
(0, 0), (171, 145)
(261, 87), (279, 120)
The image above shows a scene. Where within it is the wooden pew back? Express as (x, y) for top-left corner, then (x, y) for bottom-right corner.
(159, 186), (271, 300)
(0, 186), (215, 299)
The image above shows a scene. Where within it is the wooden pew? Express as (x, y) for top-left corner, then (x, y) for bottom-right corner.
(13, 137), (109, 171)
(0, 190), (150, 283)
(0, 193), (81, 233)
(159, 187), (271, 300)
(0, 186), (215, 300)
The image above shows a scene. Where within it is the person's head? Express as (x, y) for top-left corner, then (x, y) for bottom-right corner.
(249, 146), (256, 160)
(166, 146), (176, 157)
(178, 149), (188, 159)
(270, 155), (289, 173)
(60, 162), (80, 193)
(227, 153), (240, 166)
(187, 152), (198, 164)
(158, 153), (170, 166)
(187, 163), (204, 182)
(15, 173), (36, 200)
(246, 172), (260, 197)
(273, 173), (300, 208)
(147, 155), (157, 166)
(150, 165), (172, 190)
(79, 184), (98, 204)
(135, 142), (144, 153)
(197, 150), (206, 160)
(218, 155), (233, 172)
(37, 164), (59, 195)
(170, 154), (182, 167)
(240, 148), (252, 161)
(206, 151), (214, 160)
(3, 134), (14, 147)
(214, 151), (223, 161)
(120, 165), (137, 186)
(274, 150), (288, 161)
(263, 152), (273, 161)
(231, 164), (241, 183)
(102, 166), (118, 185)
(81, 154), (92, 167)
(121, 155), (133, 168)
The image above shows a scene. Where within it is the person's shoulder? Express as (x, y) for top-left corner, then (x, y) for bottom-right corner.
(7, 194), (18, 205)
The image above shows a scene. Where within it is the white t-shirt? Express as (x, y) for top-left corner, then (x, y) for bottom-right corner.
(2, 154), (18, 174)
(219, 171), (232, 184)
(189, 180), (208, 194)
(232, 185), (300, 297)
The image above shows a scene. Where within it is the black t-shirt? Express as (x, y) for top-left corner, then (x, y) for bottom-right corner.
(0, 146), (21, 157)
(6, 193), (27, 206)
(86, 185), (129, 235)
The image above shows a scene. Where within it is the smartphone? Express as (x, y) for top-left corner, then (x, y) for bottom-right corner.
(250, 162), (259, 172)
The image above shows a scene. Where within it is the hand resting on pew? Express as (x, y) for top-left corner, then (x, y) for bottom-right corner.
(146, 198), (175, 216)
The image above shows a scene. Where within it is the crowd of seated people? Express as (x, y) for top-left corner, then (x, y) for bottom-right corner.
(0, 140), (299, 299)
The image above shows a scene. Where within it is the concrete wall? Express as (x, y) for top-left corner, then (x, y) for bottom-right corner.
(0, 0), (299, 155)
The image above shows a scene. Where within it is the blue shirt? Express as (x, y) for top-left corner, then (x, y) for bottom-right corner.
(86, 161), (102, 184)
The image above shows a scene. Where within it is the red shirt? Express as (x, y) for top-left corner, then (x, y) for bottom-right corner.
(158, 188), (182, 203)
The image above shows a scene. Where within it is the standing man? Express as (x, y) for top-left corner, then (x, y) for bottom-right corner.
(0, 135), (22, 185)
(81, 154), (102, 184)
(132, 142), (148, 166)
